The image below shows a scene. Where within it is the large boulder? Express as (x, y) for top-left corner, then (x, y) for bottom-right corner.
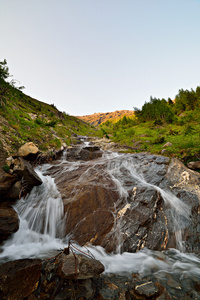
(48, 153), (200, 254)
(17, 142), (39, 161)
(48, 160), (119, 247)
(56, 253), (104, 280)
(0, 259), (42, 299)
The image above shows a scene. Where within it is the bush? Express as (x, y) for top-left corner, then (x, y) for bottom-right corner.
(154, 136), (165, 144)
(35, 118), (44, 126)
(153, 119), (163, 126)
(2, 164), (10, 173)
(184, 124), (195, 135)
(46, 120), (57, 127)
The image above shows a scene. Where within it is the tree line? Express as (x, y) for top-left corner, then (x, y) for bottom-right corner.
(134, 87), (200, 124)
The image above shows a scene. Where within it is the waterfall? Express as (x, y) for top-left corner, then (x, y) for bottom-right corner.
(105, 155), (191, 252)
(0, 167), (67, 262)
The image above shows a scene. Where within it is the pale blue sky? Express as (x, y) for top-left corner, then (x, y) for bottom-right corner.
(1, 0), (200, 115)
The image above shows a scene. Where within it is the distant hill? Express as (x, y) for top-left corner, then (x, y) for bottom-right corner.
(77, 110), (135, 127)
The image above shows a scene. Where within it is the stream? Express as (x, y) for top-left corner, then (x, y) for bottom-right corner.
(0, 141), (200, 291)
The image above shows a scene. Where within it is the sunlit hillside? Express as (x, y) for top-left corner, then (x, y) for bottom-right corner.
(77, 110), (135, 126)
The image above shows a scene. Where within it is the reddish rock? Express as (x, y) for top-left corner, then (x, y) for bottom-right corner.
(0, 259), (42, 299)
(56, 253), (104, 279)
(51, 161), (119, 248)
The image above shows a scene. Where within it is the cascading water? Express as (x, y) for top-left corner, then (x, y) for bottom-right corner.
(0, 145), (200, 285)
(0, 167), (67, 262)
(105, 156), (191, 252)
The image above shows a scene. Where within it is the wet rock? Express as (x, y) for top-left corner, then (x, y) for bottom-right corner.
(187, 160), (200, 170)
(0, 202), (19, 243)
(13, 157), (42, 189)
(17, 142), (39, 161)
(49, 161), (119, 247)
(48, 152), (200, 254)
(0, 258), (42, 299)
(135, 281), (159, 297)
(0, 172), (17, 197)
(66, 146), (103, 161)
(56, 253), (104, 279)
(4, 181), (21, 200)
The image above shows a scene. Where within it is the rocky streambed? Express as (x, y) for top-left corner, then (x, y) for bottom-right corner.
(0, 138), (200, 299)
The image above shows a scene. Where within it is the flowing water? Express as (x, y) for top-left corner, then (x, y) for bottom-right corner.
(0, 146), (200, 285)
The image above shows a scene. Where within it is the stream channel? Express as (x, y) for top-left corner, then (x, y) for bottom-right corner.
(0, 138), (200, 296)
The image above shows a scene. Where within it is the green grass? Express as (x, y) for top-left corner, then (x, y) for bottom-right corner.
(0, 82), (101, 154)
(100, 113), (200, 162)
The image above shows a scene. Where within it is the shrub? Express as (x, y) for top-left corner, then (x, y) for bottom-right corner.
(153, 119), (163, 126)
(184, 124), (195, 135)
(46, 120), (57, 127)
(2, 164), (10, 173)
(35, 118), (44, 126)
(154, 136), (165, 144)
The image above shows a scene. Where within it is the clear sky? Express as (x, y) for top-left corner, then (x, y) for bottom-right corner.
(1, 0), (200, 116)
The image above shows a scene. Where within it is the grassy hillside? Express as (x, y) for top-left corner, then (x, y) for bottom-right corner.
(0, 81), (100, 155)
(100, 100), (200, 164)
(77, 110), (135, 126)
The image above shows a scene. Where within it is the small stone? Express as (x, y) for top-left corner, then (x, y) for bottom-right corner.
(135, 281), (158, 297)
(161, 149), (167, 154)
(162, 142), (172, 148)
(187, 161), (200, 170)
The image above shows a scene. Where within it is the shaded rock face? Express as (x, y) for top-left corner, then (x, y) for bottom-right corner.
(0, 202), (19, 243)
(187, 160), (200, 170)
(48, 152), (200, 254)
(0, 172), (17, 196)
(66, 145), (103, 161)
(0, 258), (42, 300)
(12, 157), (42, 189)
